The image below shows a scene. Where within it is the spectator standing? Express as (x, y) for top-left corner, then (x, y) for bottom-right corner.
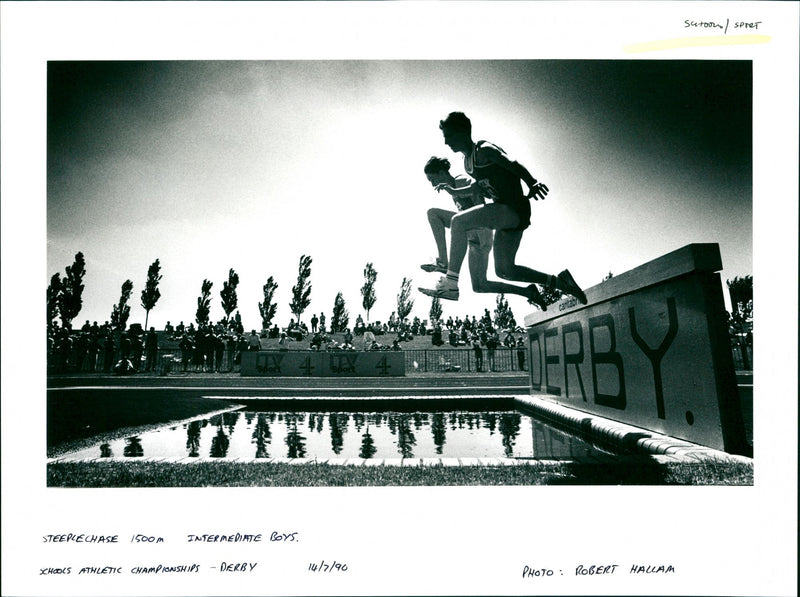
(311, 314), (319, 333)
(75, 332), (89, 372)
(236, 334), (248, 368)
(486, 331), (499, 371)
(248, 330), (261, 351)
(363, 325), (376, 351)
(103, 331), (116, 372)
(131, 333), (144, 371)
(472, 337), (484, 373)
(226, 335), (237, 370)
(192, 331), (206, 371)
(86, 332), (101, 373)
(145, 327), (159, 372)
(203, 329), (216, 372)
(213, 333), (225, 372)
(431, 324), (444, 346)
(119, 332), (132, 361)
(179, 334), (194, 372)
(310, 332), (323, 351)
(516, 337), (527, 371)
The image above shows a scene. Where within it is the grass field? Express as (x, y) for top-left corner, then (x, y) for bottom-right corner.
(47, 459), (753, 487)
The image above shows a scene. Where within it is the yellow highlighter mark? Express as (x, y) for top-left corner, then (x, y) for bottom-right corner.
(625, 35), (771, 54)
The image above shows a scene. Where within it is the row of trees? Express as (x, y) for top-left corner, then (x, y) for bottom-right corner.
(47, 252), (427, 335)
(48, 253), (165, 334)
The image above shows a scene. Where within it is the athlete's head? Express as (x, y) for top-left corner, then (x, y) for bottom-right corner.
(440, 112), (471, 134)
(439, 112), (472, 153)
(424, 156), (451, 186)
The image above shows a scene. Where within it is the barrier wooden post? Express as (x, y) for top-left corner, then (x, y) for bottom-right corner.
(524, 243), (748, 454)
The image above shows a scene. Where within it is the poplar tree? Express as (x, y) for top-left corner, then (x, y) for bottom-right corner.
(289, 255), (312, 325)
(361, 262), (377, 322)
(140, 259), (162, 331)
(220, 268), (240, 324)
(396, 277), (414, 322)
(331, 291), (349, 333)
(47, 273), (63, 335)
(195, 279), (213, 326)
(429, 295), (443, 324)
(58, 252), (86, 330)
(539, 286), (563, 308)
(110, 279), (134, 331)
(493, 293), (516, 330)
(259, 276), (279, 330)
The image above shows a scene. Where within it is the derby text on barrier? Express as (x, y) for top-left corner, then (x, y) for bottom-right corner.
(523, 243), (747, 454)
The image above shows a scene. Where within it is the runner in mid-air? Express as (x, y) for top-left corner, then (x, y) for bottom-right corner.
(419, 156), (547, 308)
(419, 111), (586, 307)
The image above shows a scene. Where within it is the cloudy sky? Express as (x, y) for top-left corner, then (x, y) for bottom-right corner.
(47, 60), (752, 330)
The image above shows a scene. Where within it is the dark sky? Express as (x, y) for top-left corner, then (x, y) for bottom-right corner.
(46, 60), (753, 324)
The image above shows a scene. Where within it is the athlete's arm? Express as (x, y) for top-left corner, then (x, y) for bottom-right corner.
(434, 181), (480, 199)
(479, 143), (550, 200)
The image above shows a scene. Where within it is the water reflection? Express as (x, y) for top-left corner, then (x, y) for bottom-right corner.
(77, 410), (616, 461)
(395, 415), (417, 458)
(209, 421), (230, 458)
(431, 414), (446, 455)
(329, 414), (348, 455)
(359, 427), (377, 459)
(284, 414), (307, 459)
(252, 414), (272, 459)
(123, 437), (143, 457)
(186, 420), (202, 457)
(499, 413), (522, 457)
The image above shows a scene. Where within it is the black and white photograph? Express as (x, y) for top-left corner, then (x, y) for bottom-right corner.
(45, 58), (754, 481)
(2, 2), (797, 596)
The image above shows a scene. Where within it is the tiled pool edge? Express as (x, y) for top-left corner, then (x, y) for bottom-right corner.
(515, 394), (753, 464)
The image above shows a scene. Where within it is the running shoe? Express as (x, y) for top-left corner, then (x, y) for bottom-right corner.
(418, 276), (459, 301)
(420, 259), (447, 274)
(557, 269), (587, 304)
(525, 284), (547, 311)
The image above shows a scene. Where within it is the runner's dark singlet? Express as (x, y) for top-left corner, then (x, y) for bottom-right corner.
(465, 140), (530, 231)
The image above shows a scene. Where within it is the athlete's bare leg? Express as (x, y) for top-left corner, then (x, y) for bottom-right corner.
(493, 228), (586, 303)
(492, 229), (551, 285)
(425, 208), (455, 269)
(447, 203), (518, 276)
(423, 202), (578, 307)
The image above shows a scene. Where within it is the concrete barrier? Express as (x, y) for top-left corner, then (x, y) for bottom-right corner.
(523, 244), (748, 454)
(240, 351), (405, 377)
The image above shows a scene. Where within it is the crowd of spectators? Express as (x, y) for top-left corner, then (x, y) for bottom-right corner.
(48, 320), (168, 375)
(48, 306), (529, 375)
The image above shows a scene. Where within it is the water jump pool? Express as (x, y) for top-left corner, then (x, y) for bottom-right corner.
(56, 404), (622, 462)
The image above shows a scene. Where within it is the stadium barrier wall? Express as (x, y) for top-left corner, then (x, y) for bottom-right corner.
(240, 350), (406, 377)
(47, 341), (751, 377)
(523, 243), (749, 454)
